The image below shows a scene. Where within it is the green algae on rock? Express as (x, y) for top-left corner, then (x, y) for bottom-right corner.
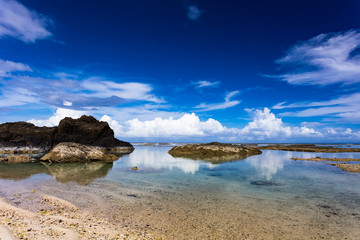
(168, 142), (262, 163)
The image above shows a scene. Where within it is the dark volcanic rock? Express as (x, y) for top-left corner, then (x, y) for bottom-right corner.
(53, 115), (132, 148)
(0, 122), (56, 151)
(0, 115), (133, 153)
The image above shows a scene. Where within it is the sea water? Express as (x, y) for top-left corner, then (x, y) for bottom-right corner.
(0, 146), (359, 239)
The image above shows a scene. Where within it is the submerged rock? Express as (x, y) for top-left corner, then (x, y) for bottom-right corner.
(168, 142), (262, 163)
(41, 142), (119, 163)
(0, 115), (134, 154)
(250, 181), (284, 186)
(329, 163), (360, 173)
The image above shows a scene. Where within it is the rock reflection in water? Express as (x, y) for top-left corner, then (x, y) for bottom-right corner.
(170, 153), (252, 164)
(125, 147), (217, 174)
(0, 163), (48, 180)
(41, 162), (113, 185)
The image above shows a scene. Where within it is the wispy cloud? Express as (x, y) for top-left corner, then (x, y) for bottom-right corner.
(82, 79), (163, 103)
(187, 5), (203, 21)
(274, 93), (360, 122)
(0, 0), (52, 42)
(0, 59), (32, 76)
(194, 90), (241, 111)
(0, 60), (163, 109)
(193, 80), (220, 88)
(269, 29), (360, 86)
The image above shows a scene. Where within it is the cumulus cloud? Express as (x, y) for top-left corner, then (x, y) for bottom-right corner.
(193, 80), (220, 88)
(28, 108), (87, 127)
(195, 91), (241, 111)
(0, 0), (52, 42)
(30, 107), (360, 142)
(238, 108), (320, 140)
(187, 5), (203, 21)
(101, 113), (225, 138)
(269, 29), (360, 86)
(0, 59), (32, 76)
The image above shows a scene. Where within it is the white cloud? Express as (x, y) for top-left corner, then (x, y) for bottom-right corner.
(238, 108), (320, 140)
(271, 29), (360, 86)
(193, 80), (220, 88)
(274, 93), (360, 122)
(63, 100), (72, 106)
(102, 113), (225, 138)
(0, 59), (32, 76)
(28, 108), (87, 127)
(0, 88), (38, 107)
(0, 0), (52, 42)
(195, 91), (241, 111)
(30, 107), (360, 142)
(187, 5), (203, 21)
(82, 79), (163, 103)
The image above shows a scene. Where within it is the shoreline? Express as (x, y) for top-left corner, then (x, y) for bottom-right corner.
(0, 192), (154, 239)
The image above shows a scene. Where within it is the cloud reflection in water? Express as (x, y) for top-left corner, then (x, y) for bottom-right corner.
(124, 147), (217, 174)
(246, 150), (290, 180)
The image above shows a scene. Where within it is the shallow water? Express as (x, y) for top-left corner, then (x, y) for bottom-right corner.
(1, 147), (360, 239)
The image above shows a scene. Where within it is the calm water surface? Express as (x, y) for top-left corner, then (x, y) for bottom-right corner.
(0, 146), (359, 239)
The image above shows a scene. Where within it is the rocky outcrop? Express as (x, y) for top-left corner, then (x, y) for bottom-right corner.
(168, 142), (262, 163)
(41, 142), (119, 163)
(256, 144), (360, 153)
(0, 115), (133, 153)
(53, 115), (132, 148)
(0, 122), (56, 152)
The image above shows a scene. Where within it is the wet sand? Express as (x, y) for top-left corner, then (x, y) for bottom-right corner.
(0, 192), (153, 239)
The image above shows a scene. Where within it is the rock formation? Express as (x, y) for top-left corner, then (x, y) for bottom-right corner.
(41, 142), (119, 163)
(0, 115), (133, 153)
(168, 142), (262, 163)
(0, 122), (55, 152)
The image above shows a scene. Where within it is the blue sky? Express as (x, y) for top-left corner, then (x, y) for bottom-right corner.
(1, 0), (360, 142)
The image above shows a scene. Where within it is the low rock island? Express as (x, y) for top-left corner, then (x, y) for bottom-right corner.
(256, 144), (360, 153)
(168, 142), (262, 163)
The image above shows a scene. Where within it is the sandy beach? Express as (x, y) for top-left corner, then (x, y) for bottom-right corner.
(0, 193), (153, 240)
